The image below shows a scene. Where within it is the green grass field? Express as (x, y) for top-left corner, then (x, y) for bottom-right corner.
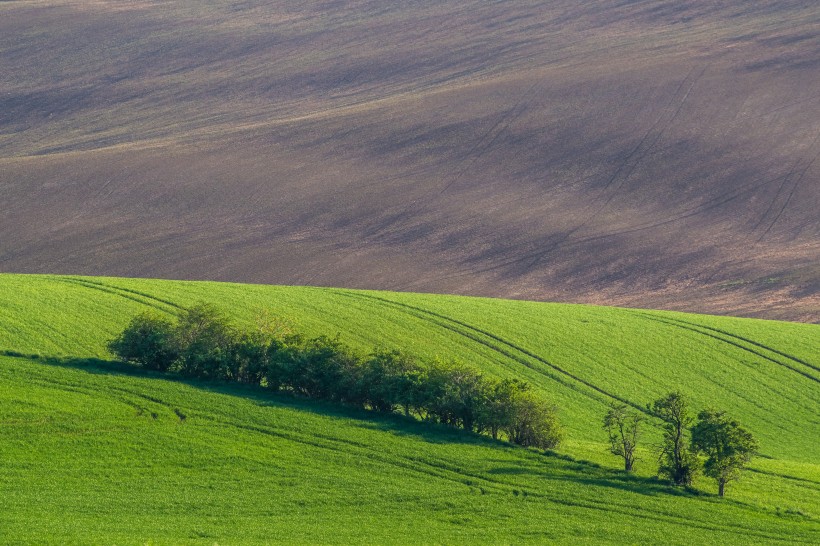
(1, 274), (818, 543)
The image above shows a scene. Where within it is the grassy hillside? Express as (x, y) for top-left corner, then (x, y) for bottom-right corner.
(1, 274), (818, 543)
(1, 1), (818, 320)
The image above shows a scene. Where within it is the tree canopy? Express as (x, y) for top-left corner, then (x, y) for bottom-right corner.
(603, 403), (644, 472)
(648, 392), (699, 486)
(691, 409), (758, 497)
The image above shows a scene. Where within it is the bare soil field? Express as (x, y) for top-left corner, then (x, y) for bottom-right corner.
(1, 0), (818, 321)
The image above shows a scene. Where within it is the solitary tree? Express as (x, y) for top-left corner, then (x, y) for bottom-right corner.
(603, 403), (644, 472)
(691, 409), (758, 497)
(649, 392), (699, 485)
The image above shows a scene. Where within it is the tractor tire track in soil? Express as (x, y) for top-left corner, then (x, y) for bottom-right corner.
(421, 40), (652, 210)
(757, 139), (820, 242)
(399, 165), (791, 289)
(456, 167), (789, 283)
(522, 65), (707, 269)
(540, 166), (794, 252)
(752, 157), (804, 234)
(428, 71), (552, 202)
(403, 64), (710, 287)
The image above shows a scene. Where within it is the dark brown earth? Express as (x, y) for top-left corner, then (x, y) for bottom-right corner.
(1, 1), (818, 322)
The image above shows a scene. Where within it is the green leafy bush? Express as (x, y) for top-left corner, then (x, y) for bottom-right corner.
(107, 312), (178, 372)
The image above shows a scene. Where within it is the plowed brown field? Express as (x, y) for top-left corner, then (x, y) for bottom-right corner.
(1, 1), (818, 321)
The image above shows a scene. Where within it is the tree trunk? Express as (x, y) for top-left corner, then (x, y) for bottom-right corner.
(624, 459), (633, 472)
(718, 480), (725, 497)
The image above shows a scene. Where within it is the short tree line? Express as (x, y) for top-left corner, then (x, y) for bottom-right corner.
(603, 392), (758, 497)
(108, 304), (563, 449)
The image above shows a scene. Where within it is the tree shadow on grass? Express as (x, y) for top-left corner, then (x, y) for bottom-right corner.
(484, 452), (711, 500)
(2, 351), (736, 504)
(6, 351), (496, 449)
(554, 472), (711, 499)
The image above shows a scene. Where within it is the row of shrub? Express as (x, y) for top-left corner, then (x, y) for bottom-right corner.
(108, 304), (563, 449)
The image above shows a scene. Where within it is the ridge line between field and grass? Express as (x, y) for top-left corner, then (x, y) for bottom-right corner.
(331, 290), (647, 415)
(634, 313), (820, 384)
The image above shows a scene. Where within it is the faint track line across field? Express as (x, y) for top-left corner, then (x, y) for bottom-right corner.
(199, 413), (801, 542)
(635, 313), (819, 373)
(409, 129), (812, 290)
(405, 65), (712, 287)
(406, 41), (670, 212)
(633, 313), (820, 384)
(7, 367), (169, 422)
(521, 65), (707, 269)
(58, 277), (182, 313)
(331, 290), (646, 413)
(747, 468), (820, 490)
(400, 162), (785, 289)
(399, 71), (554, 211)
(542, 168), (792, 249)
(757, 134), (820, 242)
(9, 355), (807, 542)
(601, 65), (703, 195)
(752, 154), (805, 234)
(432, 76), (544, 199)
(667, 317), (818, 373)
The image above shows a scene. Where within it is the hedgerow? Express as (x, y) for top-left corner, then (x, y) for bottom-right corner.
(108, 303), (562, 449)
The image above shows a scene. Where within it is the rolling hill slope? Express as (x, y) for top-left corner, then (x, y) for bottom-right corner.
(1, 274), (818, 543)
(1, 1), (818, 321)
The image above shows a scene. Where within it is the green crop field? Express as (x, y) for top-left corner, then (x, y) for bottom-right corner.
(1, 273), (818, 544)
